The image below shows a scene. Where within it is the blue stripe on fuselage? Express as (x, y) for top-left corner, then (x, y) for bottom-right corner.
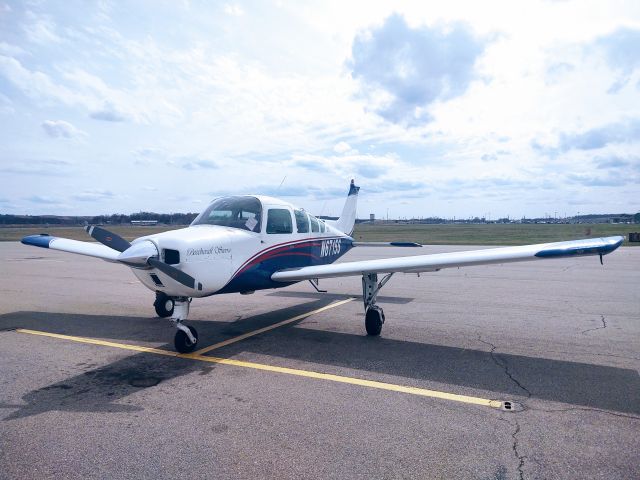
(216, 237), (353, 294)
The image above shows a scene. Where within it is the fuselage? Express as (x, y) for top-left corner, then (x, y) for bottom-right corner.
(130, 195), (353, 297)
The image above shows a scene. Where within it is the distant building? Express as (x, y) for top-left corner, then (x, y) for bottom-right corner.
(131, 220), (158, 226)
(369, 213), (375, 222)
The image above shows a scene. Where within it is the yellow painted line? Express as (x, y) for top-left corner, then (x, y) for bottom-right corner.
(15, 327), (503, 409)
(193, 297), (356, 355)
(16, 329), (181, 358)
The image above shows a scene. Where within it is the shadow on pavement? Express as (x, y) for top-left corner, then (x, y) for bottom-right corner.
(1, 300), (638, 419)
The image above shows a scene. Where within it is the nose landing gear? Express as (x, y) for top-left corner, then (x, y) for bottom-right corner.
(154, 293), (198, 353)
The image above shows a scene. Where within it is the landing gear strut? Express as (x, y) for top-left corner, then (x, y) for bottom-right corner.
(361, 273), (393, 336)
(154, 295), (198, 353)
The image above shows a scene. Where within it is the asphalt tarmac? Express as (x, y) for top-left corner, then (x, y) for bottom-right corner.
(1, 241), (638, 479)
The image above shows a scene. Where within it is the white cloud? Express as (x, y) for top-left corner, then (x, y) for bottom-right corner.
(223, 4), (244, 16)
(41, 120), (85, 138)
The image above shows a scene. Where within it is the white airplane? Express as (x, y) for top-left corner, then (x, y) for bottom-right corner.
(21, 180), (624, 353)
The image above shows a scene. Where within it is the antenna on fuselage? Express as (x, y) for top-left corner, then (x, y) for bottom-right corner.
(276, 175), (287, 192)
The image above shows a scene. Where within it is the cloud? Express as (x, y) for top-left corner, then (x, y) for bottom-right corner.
(223, 4), (244, 16)
(533, 118), (640, 155)
(566, 173), (629, 187)
(26, 195), (60, 205)
(356, 164), (387, 179)
(595, 156), (629, 169)
(595, 28), (640, 75)
(41, 120), (84, 138)
(0, 158), (72, 176)
(592, 28), (640, 93)
(0, 42), (27, 57)
(0, 92), (13, 114)
(179, 157), (218, 170)
(349, 14), (486, 126)
(72, 190), (115, 201)
(89, 102), (126, 122)
(333, 141), (353, 154)
(23, 12), (62, 44)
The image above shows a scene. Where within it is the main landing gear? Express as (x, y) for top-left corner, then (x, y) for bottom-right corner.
(154, 292), (199, 353)
(361, 273), (393, 336)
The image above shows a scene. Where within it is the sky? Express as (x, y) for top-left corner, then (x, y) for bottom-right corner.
(0, 0), (639, 219)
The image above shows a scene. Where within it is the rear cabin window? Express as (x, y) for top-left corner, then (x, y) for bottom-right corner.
(310, 215), (319, 233)
(319, 220), (325, 233)
(294, 209), (309, 233)
(267, 209), (293, 234)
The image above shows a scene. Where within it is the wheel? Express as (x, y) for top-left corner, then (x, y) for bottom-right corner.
(365, 306), (384, 336)
(174, 326), (198, 353)
(154, 293), (174, 317)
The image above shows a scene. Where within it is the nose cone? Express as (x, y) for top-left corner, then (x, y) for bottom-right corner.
(117, 240), (158, 266)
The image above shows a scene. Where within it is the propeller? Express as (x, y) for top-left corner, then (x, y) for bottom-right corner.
(85, 225), (202, 290)
(85, 225), (131, 252)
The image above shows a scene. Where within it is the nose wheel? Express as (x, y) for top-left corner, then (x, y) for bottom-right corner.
(174, 325), (198, 353)
(157, 296), (199, 353)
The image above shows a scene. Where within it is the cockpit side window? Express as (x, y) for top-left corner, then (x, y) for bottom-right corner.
(294, 209), (309, 233)
(267, 208), (293, 234)
(310, 215), (319, 233)
(191, 196), (262, 232)
(319, 220), (325, 233)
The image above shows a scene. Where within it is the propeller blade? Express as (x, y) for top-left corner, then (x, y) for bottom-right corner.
(85, 226), (131, 253)
(148, 258), (203, 291)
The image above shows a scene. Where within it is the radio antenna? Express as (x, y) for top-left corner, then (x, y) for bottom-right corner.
(276, 175), (287, 192)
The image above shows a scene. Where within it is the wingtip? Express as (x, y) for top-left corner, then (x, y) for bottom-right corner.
(21, 234), (53, 248)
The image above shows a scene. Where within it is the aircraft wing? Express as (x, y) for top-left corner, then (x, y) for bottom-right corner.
(21, 234), (120, 262)
(271, 236), (624, 282)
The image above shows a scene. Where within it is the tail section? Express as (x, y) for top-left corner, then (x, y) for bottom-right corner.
(332, 179), (359, 235)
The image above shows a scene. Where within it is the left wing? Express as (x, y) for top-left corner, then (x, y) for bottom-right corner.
(271, 236), (624, 282)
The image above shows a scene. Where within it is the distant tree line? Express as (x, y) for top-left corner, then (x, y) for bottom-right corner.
(0, 212), (199, 226)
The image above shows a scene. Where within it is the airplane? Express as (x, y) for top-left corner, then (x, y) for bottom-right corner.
(21, 180), (624, 353)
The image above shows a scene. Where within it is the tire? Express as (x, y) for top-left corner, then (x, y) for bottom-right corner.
(154, 293), (174, 317)
(175, 326), (198, 353)
(365, 306), (384, 336)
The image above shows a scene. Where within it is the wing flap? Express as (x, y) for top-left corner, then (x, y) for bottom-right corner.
(272, 236), (624, 282)
(21, 234), (120, 262)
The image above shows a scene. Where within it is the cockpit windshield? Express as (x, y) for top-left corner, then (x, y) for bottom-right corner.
(191, 196), (262, 232)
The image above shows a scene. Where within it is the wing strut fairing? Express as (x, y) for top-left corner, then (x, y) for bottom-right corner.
(271, 236), (624, 282)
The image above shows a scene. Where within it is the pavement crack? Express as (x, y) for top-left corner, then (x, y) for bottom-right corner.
(531, 406), (640, 421)
(478, 336), (531, 398)
(581, 315), (607, 335)
(512, 421), (527, 480)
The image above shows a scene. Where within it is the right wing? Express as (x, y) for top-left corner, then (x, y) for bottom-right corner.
(21, 234), (120, 262)
(271, 236), (624, 282)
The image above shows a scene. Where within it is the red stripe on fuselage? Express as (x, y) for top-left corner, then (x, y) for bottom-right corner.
(232, 236), (344, 277)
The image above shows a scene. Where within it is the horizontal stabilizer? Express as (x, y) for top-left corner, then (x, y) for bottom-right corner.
(352, 242), (422, 247)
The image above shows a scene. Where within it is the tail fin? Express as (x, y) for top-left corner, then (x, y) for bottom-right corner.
(332, 179), (359, 235)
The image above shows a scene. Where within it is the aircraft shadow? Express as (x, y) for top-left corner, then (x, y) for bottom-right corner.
(266, 290), (415, 304)
(1, 302), (638, 419)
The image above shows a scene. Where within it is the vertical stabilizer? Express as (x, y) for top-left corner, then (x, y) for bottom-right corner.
(333, 180), (359, 235)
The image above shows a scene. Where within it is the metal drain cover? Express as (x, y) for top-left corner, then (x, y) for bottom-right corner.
(501, 400), (524, 412)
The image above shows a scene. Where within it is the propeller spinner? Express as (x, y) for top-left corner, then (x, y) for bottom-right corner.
(85, 225), (201, 290)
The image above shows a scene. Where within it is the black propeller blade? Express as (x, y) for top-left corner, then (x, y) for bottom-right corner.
(85, 225), (132, 253)
(148, 258), (203, 291)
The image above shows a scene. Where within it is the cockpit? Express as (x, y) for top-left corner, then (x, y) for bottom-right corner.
(191, 196), (262, 232)
(191, 196), (327, 235)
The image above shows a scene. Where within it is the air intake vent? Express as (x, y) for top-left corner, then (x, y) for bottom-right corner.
(163, 249), (180, 265)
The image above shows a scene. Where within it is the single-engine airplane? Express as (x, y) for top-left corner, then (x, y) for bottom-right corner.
(21, 180), (624, 353)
